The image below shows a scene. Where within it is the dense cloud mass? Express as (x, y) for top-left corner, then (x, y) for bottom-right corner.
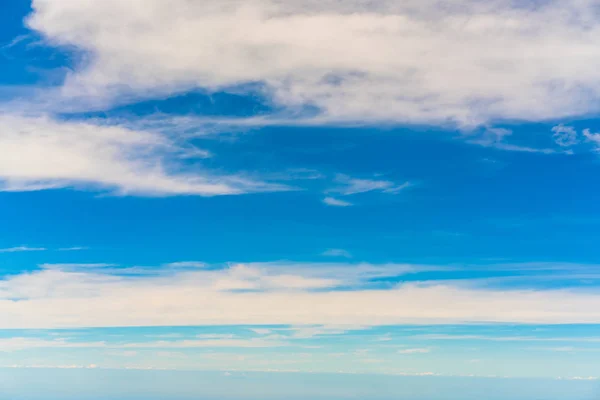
(27, 0), (600, 125)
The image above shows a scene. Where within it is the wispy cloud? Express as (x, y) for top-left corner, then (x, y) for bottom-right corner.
(468, 128), (558, 154)
(0, 336), (286, 352)
(323, 197), (353, 207)
(0, 246), (46, 253)
(329, 174), (410, 196)
(398, 348), (431, 354)
(413, 334), (600, 343)
(322, 249), (352, 258)
(163, 261), (208, 269)
(57, 246), (88, 251)
(558, 376), (599, 381)
(0, 114), (290, 196)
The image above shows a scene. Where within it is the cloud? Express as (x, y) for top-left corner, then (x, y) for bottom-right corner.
(323, 197), (353, 207)
(329, 174), (411, 196)
(163, 261), (208, 269)
(322, 249), (352, 258)
(412, 334), (600, 343)
(398, 348), (431, 354)
(122, 338), (285, 349)
(250, 328), (273, 335)
(2, 261), (600, 328)
(551, 125), (579, 147)
(583, 128), (600, 152)
(0, 246), (46, 253)
(2, 363), (102, 369)
(0, 114), (288, 196)
(0, 336), (284, 352)
(0, 337), (106, 352)
(57, 246), (88, 251)
(25, 0), (600, 126)
(468, 128), (557, 154)
(560, 376), (599, 381)
(286, 325), (365, 339)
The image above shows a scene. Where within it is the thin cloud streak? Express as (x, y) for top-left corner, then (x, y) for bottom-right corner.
(0, 246), (46, 253)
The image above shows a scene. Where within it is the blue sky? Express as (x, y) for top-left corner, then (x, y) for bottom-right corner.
(2, 0), (600, 398)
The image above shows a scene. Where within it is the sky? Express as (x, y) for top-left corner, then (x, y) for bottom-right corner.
(2, 0), (600, 399)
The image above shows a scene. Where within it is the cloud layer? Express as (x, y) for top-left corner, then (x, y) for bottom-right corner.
(27, 0), (600, 125)
(2, 261), (600, 329)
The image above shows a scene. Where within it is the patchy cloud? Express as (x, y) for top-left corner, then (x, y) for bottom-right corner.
(551, 125), (579, 147)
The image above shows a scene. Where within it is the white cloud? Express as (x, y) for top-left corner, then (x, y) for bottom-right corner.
(398, 348), (431, 354)
(468, 128), (557, 154)
(412, 334), (600, 342)
(561, 376), (599, 381)
(25, 0), (600, 126)
(40, 263), (118, 270)
(122, 338), (285, 349)
(107, 350), (138, 357)
(323, 197), (353, 207)
(2, 262), (600, 329)
(329, 174), (411, 196)
(0, 336), (285, 352)
(2, 363), (102, 369)
(0, 337), (106, 352)
(163, 261), (208, 269)
(583, 128), (600, 152)
(551, 125), (579, 147)
(0, 246), (46, 253)
(231, 261), (434, 287)
(250, 328), (273, 335)
(322, 249), (352, 258)
(196, 334), (236, 339)
(0, 114), (288, 196)
(286, 325), (365, 339)
(57, 246), (88, 251)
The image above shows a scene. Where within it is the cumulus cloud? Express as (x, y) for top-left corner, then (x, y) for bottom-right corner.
(0, 114), (288, 196)
(25, 0), (600, 126)
(2, 261), (600, 329)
